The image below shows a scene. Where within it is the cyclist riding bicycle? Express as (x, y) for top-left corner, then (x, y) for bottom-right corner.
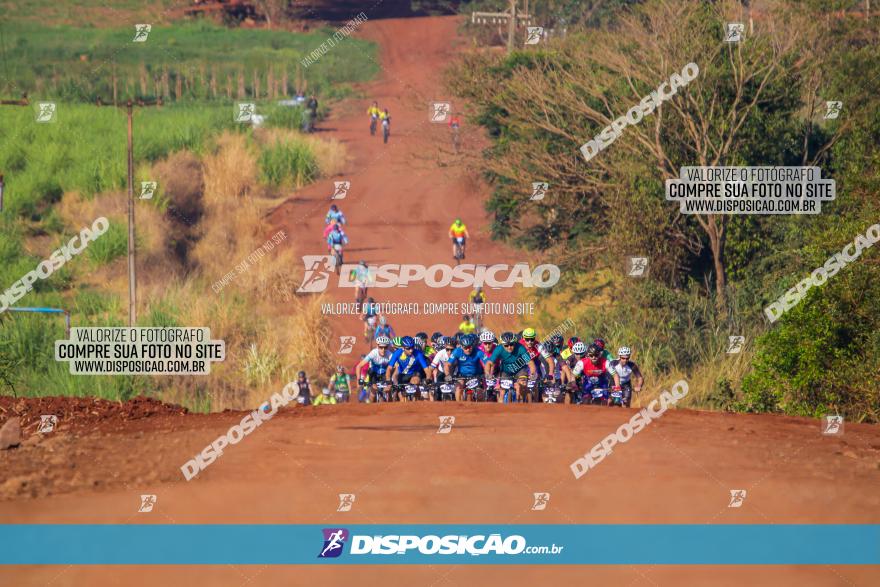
(350, 260), (370, 303)
(485, 331), (536, 403)
(446, 333), (487, 402)
(357, 336), (394, 402)
(458, 314), (475, 334)
(386, 336), (429, 401)
(571, 343), (621, 403)
(478, 330), (497, 356)
(325, 204), (346, 226)
(367, 101), (380, 135)
(327, 365), (352, 402)
(312, 387), (337, 405)
(380, 108), (391, 144)
(292, 370), (312, 405)
(429, 336), (457, 384)
(326, 223), (347, 254)
(610, 346), (643, 407)
(449, 219), (469, 259)
(593, 338), (615, 362)
(544, 333), (575, 391)
(373, 316), (395, 342)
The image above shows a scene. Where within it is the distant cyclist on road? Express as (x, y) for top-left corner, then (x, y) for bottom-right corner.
(367, 101), (380, 136)
(458, 314), (475, 335)
(312, 387), (337, 405)
(449, 111), (461, 152)
(449, 218), (469, 260)
(326, 223), (347, 254)
(380, 108), (391, 144)
(325, 204), (346, 226)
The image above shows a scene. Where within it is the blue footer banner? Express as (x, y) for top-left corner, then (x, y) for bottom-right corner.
(1, 525), (878, 565)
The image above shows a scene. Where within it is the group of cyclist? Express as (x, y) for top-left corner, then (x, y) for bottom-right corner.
(345, 328), (643, 406)
(367, 101), (391, 144)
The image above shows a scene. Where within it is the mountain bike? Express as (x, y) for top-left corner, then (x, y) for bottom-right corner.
(453, 237), (465, 265)
(457, 376), (486, 402)
(451, 125), (461, 153)
(382, 119), (390, 144)
(435, 381), (457, 402)
(370, 115), (378, 136)
(332, 243), (344, 274)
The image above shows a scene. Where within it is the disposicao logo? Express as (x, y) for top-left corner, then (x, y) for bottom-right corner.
(298, 258), (561, 292)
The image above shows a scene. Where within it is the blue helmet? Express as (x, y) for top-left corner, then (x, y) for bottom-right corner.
(400, 336), (415, 349)
(461, 334), (478, 347)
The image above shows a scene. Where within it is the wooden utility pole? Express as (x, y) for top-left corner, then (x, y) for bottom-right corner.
(472, 1), (533, 55)
(95, 96), (162, 325)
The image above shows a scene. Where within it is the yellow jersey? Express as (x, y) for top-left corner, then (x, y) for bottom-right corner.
(450, 223), (467, 237)
(367, 106), (380, 117)
(459, 321), (476, 334)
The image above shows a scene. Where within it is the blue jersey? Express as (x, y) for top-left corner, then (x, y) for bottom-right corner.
(325, 210), (346, 225)
(327, 231), (345, 246)
(389, 348), (428, 377)
(447, 347), (486, 377)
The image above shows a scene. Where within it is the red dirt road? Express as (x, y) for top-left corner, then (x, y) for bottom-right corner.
(1, 15), (880, 587)
(267, 15), (523, 351)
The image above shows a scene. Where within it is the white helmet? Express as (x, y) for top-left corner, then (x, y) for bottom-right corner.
(572, 341), (587, 354)
(376, 336), (391, 346)
(479, 330), (496, 343)
(618, 346), (631, 357)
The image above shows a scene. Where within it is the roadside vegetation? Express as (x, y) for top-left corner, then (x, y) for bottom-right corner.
(0, 14), (367, 409)
(449, 0), (880, 421)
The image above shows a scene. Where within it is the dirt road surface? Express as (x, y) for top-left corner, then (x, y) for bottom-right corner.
(1, 15), (879, 587)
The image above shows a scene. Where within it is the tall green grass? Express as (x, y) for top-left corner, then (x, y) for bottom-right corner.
(0, 20), (379, 103)
(0, 104), (238, 219)
(258, 137), (318, 188)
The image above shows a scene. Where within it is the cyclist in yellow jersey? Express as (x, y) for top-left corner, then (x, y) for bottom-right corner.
(367, 101), (380, 136)
(449, 218), (470, 259)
